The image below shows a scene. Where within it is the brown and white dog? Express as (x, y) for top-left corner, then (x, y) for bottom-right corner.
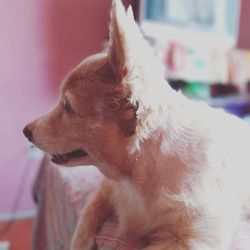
(23, 0), (250, 249)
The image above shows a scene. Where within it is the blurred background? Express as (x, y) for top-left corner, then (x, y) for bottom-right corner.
(0, 0), (249, 249)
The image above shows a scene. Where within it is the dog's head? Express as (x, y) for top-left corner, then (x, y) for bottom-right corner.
(23, 0), (167, 178)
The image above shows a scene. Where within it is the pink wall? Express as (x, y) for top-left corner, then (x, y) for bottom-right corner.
(237, 0), (250, 50)
(0, 0), (116, 215)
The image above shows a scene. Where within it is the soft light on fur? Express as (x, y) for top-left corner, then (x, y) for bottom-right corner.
(24, 0), (250, 249)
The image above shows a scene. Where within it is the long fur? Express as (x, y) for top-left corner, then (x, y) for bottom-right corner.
(24, 0), (250, 249)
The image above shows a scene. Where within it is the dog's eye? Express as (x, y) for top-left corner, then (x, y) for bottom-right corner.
(63, 98), (73, 114)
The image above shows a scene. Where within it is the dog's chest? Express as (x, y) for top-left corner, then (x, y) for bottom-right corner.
(113, 180), (148, 234)
(115, 179), (146, 213)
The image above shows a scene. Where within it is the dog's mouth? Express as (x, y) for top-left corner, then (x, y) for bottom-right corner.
(51, 149), (88, 164)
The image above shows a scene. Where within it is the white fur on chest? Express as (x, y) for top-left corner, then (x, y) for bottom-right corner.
(116, 179), (145, 213)
(112, 179), (148, 235)
(113, 180), (149, 237)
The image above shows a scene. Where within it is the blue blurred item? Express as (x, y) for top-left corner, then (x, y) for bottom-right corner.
(208, 94), (250, 118)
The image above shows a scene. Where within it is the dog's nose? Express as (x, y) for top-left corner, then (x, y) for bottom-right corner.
(23, 126), (33, 142)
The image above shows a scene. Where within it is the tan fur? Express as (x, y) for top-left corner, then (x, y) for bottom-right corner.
(24, 0), (250, 249)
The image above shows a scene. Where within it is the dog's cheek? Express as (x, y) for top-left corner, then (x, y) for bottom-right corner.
(104, 95), (138, 137)
(117, 117), (137, 137)
(115, 103), (138, 137)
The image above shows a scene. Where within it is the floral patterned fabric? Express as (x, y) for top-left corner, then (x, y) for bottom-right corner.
(33, 156), (250, 250)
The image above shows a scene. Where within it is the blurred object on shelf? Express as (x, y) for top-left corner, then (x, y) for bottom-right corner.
(228, 49), (250, 85)
(167, 78), (250, 118)
(210, 83), (239, 97)
(168, 79), (186, 91)
(247, 81), (250, 94)
(182, 80), (210, 100)
(208, 94), (250, 118)
(162, 40), (250, 86)
(143, 33), (250, 88)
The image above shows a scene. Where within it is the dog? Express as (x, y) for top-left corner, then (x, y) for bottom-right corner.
(23, 0), (250, 249)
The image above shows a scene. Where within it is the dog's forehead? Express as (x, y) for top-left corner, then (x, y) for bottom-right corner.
(61, 53), (109, 91)
(75, 52), (109, 75)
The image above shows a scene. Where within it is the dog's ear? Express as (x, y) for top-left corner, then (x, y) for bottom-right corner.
(106, 1), (165, 140)
(108, 0), (142, 82)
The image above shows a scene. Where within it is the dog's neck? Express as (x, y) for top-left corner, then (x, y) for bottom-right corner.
(130, 133), (187, 197)
(126, 90), (203, 200)
(126, 94), (188, 195)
